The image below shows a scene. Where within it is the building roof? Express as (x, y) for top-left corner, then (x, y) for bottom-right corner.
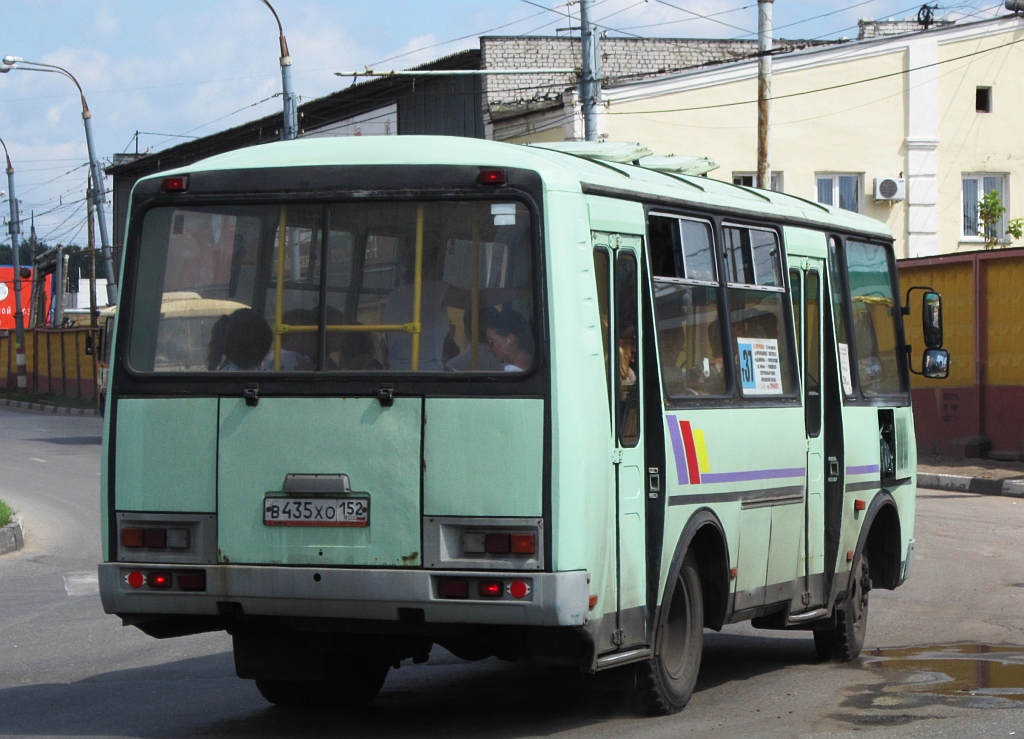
(106, 48), (483, 178)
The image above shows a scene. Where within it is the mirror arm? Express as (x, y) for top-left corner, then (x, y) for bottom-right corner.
(902, 285), (936, 315)
(905, 344), (921, 376)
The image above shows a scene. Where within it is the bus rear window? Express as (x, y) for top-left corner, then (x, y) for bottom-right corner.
(127, 200), (535, 374)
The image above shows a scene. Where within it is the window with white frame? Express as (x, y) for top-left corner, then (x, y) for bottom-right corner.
(732, 172), (784, 192)
(815, 174), (862, 213)
(962, 173), (1006, 239)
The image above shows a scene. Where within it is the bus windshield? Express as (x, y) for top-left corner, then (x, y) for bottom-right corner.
(127, 200), (535, 374)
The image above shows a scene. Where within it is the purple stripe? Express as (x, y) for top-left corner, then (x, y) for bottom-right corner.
(702, 467), (806, 484)
(846, 464), (880, 476)
(666, 415), (689, 485)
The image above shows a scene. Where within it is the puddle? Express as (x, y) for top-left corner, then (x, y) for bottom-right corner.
(862, 644), (1024, 704)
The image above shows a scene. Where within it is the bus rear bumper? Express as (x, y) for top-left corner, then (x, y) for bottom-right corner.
(98, 563), (592, 628)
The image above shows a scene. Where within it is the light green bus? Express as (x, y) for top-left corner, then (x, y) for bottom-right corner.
(99, 136), (948, 714)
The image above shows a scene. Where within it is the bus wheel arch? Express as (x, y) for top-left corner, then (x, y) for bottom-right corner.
(634, 510), (729, 715)
(860, 496), (902, 591)
(815, 494), (901, 662)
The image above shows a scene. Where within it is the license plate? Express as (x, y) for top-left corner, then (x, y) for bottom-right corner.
(263, 496), (369, 527)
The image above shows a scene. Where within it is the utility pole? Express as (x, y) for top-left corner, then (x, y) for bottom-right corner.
(260, 0), (299, 140)
(579, 0), (602, 142)
(757, 0), (773, 190)
(87, 177), (97, 326)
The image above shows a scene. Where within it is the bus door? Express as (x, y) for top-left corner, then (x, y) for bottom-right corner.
(795, 259), (827, 610)
(594, 232), (648, 651)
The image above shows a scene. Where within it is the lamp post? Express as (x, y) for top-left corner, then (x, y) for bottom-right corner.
(260, 0), (299, 140)
(1, 56), (118, 304)
(0, 136), (27, 392)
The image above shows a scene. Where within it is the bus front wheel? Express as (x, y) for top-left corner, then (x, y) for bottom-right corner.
(255, 654), (390, 709)
(814, 551), (871, 662)
(636, 551), (704, 715)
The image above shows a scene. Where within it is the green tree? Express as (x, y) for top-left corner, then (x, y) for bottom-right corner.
(978, 190), (1024, 249)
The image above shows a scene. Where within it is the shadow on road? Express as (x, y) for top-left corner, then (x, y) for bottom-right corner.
(0, 632), (822, 738)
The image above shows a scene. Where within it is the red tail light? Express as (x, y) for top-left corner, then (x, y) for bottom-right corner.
(121, 528), (144, 548)
(477, 168), (506, 186)
(177, 572), (206, 591)
(510, 533), (536, 555)
(162, 176), (188, 192)
(438, 578), (469, 599)
(485, 533), (511, 554)
(478, 581), (503, 598)
(147, 572), (172, 589)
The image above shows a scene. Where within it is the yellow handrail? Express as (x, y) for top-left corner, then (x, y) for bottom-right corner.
(274, 206), (287, 371)
(410, 205), (424, 371)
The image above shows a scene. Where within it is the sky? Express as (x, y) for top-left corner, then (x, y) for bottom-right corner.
(0, 0), (1006, 248)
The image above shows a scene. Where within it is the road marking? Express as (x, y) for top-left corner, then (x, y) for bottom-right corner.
(29, 458), (48, 464)
(64, 571), (99, 596)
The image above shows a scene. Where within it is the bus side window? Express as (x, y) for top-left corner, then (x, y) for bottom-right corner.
(616, 252), (640, 447)
(648, 214), (728, 399)
(723, 225), (797, 398)
(593, 248), (612, 401)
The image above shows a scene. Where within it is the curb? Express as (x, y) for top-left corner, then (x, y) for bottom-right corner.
(917, 473), (1024, 499)
(0, 398), (98, 416)
(0, 517), (24, 555)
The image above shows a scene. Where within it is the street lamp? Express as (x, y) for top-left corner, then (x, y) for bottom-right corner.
(0, 55), (118, 304)
(0, 135), (27, 392)
(260, 0), (299, 140)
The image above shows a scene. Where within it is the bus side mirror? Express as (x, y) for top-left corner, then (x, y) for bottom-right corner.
(922, 291), (942, 349)
(922, 348), (950, 379)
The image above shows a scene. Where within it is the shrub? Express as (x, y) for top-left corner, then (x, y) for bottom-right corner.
(0, 500), (13, 528)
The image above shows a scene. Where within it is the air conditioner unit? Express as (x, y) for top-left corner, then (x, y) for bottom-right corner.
(874, 177), (905, 201)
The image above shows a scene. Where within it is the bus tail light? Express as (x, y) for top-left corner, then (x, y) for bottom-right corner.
(123, 569), (206, 592)
(485, 533), (510, 554)
(438, 578), (470, 599)
(177, 572), (207, 591)
(147, 572), (172, 589)
(478, 581), (503, 598)
(477, 168), (506, 186)
(162, 176), (188, 192)
(461, 531), (536, 556)
(510, 533), (536, 554)
(120, 526), (191, 550)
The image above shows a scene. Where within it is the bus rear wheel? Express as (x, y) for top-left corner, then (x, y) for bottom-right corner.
(255, 654), (390, 709)
(636, 551), (704, 715)
(814, 551), (871, 662)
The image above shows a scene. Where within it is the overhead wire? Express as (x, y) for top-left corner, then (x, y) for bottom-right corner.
(607, 26), (1024, 115)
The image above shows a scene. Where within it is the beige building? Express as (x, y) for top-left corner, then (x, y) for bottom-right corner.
(495, 15), (1024, 259)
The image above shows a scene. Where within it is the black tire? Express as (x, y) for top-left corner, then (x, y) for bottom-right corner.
(256, 654), (390, 709)
(814, 551), (871, 662)
(636, 551), (704, 715)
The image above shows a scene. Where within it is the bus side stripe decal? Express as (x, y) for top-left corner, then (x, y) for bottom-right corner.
(666, 415), (689, 485)
(679, 420), (702, 485)
(693, 429), (711, 474)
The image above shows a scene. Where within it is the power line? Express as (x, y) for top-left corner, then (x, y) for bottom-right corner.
(608, 25), (1024, 115)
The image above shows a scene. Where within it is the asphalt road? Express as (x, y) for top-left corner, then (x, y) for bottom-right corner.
(0, 405), (1022, 738)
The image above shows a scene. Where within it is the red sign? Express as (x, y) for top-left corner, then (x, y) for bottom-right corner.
(0, 267), (37, 330)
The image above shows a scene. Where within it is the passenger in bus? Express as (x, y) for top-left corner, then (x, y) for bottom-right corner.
(447, 306), (502, 372)
(336, 330), (383, 371)
(222, 308), (273, 371)
(619, 325), (637, 387)
(206, 314), (231, 371)
(692, 320), (726, 394)
(485, 307), (533, 372)
(278, 309), (317, 371)
(381, 245), (456, 371)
